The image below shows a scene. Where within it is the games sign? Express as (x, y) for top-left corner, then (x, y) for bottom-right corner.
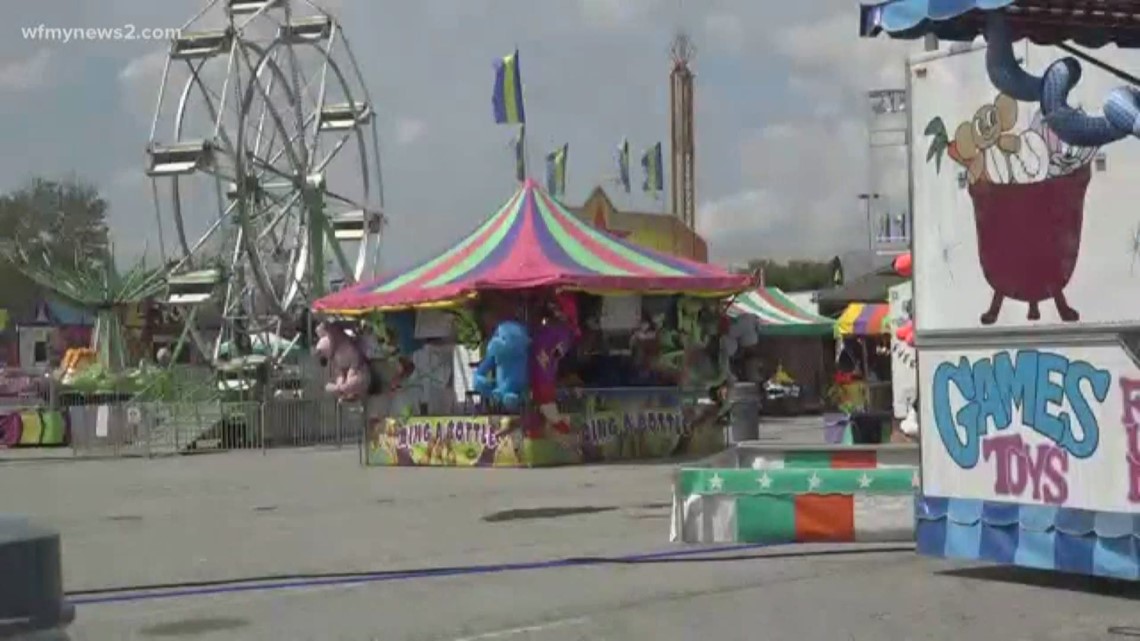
(920, 343), (1140, 512)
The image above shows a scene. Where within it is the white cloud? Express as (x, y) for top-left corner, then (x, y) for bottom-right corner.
(0, 49), (53, 92)
(394, 118), (427, 146)
(703, 13), (745, 55)
(693, 4), (915, 265)
(3, 0), (927, 273)
(118, 49), (167, 122)
(577, 0), (661, 31)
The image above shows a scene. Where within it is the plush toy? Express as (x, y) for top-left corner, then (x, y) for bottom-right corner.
(529, 319), (575, 434)
(473, 320), (530, 411)
(314, 322), (372, 401)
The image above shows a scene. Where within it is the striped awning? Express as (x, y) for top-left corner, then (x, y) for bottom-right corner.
(836, 303), (890, 336)
(729, 288), (835, 336)
(860, 0), (1140, 48)
(313, 178), (749, 313)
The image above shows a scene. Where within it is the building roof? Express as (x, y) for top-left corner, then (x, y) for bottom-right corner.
(816, 266), (907, 310)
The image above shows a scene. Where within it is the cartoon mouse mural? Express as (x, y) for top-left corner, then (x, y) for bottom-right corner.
(924, 13), (1140, 325)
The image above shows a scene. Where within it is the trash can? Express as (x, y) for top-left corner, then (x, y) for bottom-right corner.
(0, 515), (73, 640)
(728, 382), (761, 443)
(849, 412), (889, 444)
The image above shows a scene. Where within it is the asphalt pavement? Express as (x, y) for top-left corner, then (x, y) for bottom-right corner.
(2, 417), (1137, 640)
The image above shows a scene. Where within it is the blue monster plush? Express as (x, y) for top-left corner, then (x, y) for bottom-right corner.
(474, 320), (530, 411)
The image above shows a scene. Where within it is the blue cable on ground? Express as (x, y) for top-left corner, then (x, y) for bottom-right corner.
(69, 543), (775, 606)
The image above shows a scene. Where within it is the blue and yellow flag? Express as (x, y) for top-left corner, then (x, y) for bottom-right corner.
(512, 125), (526, 182)
(545, 143), (568, 196)
(641, 142), (663, 193)
(492, 50), (526, 125)
(616, 138), (631, 193)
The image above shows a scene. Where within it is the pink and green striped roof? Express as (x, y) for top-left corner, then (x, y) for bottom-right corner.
(313, 179), (750, 313)
(728, 288), (835, 336)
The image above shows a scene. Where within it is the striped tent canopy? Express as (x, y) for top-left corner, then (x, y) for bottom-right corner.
(728, 288), (835, 336)
(860, 0), (1140, 47)
(313, 179), (750, 313)
(835, 303), (890, 337)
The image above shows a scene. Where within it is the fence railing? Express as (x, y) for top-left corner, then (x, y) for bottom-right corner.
(3, 396), (363, 458)
(0, 358), (375, 458)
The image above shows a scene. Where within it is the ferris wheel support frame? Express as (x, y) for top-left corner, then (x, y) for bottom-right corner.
(144, 0), (385, 366)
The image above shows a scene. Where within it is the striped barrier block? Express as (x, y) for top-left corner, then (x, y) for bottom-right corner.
(917, 495), (1140, 580)
(734, 444), (920, 471)
(671, 467), (919, 544)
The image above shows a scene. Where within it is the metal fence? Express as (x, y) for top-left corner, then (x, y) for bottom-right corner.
(57, 397), (364, 458)
(0, 358), (373, 458)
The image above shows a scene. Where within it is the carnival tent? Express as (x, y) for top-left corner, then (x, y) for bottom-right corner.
(314, 179), (750, 313)
(728, 288), (835, 336)
(835, 303), (890, 336)
(860, 0), (1140, 47)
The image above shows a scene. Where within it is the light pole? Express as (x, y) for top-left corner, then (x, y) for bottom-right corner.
(858, 193), (880, 253)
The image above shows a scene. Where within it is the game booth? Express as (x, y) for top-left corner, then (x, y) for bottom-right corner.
(312, 179), (752, 467)
(670, 255), (922, 546)
(726, 287), (836, 413)
(832, 302), (893, 420)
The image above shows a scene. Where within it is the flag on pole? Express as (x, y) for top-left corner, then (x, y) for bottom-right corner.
(492, 50), (526, 124)
(616, 138), (631, 193)
(545, 143), (568, 197)
(512, 125), (526, 182)
(641, 142), (663, 193)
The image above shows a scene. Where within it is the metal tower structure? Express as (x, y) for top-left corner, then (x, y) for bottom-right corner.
(669, 31), (696, 231)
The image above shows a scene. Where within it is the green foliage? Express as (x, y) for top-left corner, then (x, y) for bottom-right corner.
(0, 176), (111, 314)
(451, 308), (483, 350)
(739, 259), (835, 292)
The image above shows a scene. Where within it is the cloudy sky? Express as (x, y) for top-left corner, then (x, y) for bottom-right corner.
(0, 0), (913, 274)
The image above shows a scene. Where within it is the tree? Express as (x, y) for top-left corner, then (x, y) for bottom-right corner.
(0, 177), (111, 313)
(741, 259), (835, 292)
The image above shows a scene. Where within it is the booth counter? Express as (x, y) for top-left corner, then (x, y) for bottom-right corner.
(365, 387), (724, 467)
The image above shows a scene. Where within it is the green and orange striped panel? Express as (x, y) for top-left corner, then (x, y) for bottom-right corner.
(671, 467), (918, 544)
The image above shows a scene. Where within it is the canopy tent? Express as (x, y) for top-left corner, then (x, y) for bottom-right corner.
(835, 303), (890, 337)
(860, 0), (1140, 46)
(313, 179), (750, 313)
(728, 288), (835, 336)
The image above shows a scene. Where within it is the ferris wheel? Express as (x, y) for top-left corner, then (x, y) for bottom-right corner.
(145, 0), (383, 363)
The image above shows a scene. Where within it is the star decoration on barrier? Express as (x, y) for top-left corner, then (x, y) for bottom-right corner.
(807, 472), (822, 491)
(708, 473), (724, 491)
(757, 473), (773, 490)
(857, 472), (873, 489)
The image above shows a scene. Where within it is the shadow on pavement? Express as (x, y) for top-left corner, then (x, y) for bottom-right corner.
(938, 565), (1140, 601)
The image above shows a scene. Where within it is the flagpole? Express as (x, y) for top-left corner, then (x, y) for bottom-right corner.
(522, 123), (531, 183)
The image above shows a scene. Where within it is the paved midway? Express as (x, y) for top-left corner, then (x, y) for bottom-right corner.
(2, 417), (1139, 640)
